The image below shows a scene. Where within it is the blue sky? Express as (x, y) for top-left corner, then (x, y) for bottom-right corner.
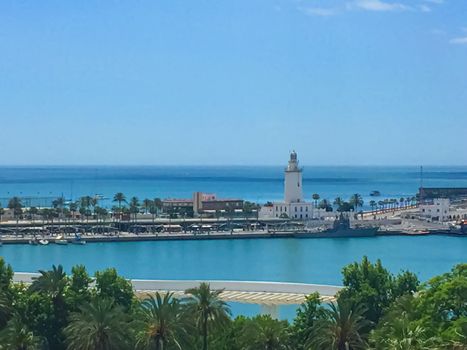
(0, 0), (466, 166)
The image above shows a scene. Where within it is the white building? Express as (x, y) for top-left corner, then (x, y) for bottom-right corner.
(272, 151), (316, 220)
(419, 198), (450, 222)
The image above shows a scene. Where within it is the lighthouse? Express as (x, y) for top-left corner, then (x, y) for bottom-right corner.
(284, 151), (303, 203)
(271, 151), (314, 220)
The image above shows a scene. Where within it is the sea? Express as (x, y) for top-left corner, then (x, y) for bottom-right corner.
(1, 165), (467, 208)
(1, 165), (467, 319)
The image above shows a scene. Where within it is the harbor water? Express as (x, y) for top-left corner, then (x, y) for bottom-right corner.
(1, 235), (466, 319)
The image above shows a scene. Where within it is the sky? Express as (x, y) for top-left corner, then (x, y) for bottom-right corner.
(0, 0), (466, 166)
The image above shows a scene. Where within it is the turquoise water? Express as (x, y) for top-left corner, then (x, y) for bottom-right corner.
(1, 166), (467, 208)
(1, 236), (466, 319)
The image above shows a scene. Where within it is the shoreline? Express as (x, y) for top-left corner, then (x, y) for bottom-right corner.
(0, 230), (465, 245)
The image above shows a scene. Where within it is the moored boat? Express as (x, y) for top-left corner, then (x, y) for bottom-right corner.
(71, 239), (86, 245)
(55, 235), (68, 245)
(38, 239), (49, 245)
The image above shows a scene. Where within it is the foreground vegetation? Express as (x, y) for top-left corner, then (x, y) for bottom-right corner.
(0, 257), (465, 349)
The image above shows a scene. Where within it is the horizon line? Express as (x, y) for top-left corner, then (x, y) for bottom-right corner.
(0, 163), (466, 168)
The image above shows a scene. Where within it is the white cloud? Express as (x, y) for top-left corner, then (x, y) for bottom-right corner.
(351, 0), (410, 12)
(423, 0), (444, 4)
(299, 6), (337, 17)
(431, 28), (446, 35)
(419, 4), (431, 12)
(449, 37), (467, 45)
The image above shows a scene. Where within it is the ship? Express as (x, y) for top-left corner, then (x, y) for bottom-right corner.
(294, 213), (379, 238)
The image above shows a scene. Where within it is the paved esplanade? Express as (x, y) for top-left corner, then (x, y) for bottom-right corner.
(14, 273), (342, 317)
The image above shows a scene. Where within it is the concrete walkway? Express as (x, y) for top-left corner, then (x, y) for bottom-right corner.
(13, 272), (341, 306)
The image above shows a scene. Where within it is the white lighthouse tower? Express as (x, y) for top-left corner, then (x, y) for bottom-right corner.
(284, 151), (303, 203)
(271, 151), (314, 220)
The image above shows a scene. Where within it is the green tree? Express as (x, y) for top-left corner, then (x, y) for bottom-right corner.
(349, 194), (364, 213)
(0, 258), (14, 328)
(307, 300), (370, 350)
(312, 194), (320, 207)
(338, 257), (419, 326)
(28, 207), (39, 223)
(0, 314), (44, 350)
(64, 298), (131, 350)
(184, 283), (231, 350)
(66, 265), (93, 312)
(113, 193), (127, 215)
(242, 315), (290, 350)
(289, 293), (322, 350)
(135, 293), (190, 350)
(370, 295), (440, 350)
(94, 268), (134, 310)
(129, 197), (140, 223)
(318, 199), (333, 212)
(69, 202), (78, 221)
(333, 197), (344, 209)
(8, 197), (23, 233)
(29, 265), (69, 348)
(142, 199), (153, 214)
(30, 265), (68, 305)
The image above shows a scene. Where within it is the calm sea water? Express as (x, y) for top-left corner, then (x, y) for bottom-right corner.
(1, 236), (466, 319)
(1, 165), (467, 208)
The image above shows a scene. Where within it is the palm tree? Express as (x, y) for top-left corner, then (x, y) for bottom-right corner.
(64, 298), (131, 350)
(0, 314), (44, 350)
(153, 198), (163, 212)
(8, 197), (23, 234)
(369, 200), (376, 214)
(79, 196), (92, 223)
(349, 194), (364, 213)
(334, 197), (344, 210)
(377, 200), (384, 213)
(30, 265), (68, 307)
(312, 194), (320, 207)
(69, 202), (78, 222)
(142, 199), (153, 214)
(52, 196), (65, 222)
(130, 196), (140, 223)
(135, 293), (190, 350)
(318, 199), (332, 212)
(0, 288), (12, 328)
(28, 207), (39, 224)
(184, 282), (231, 350)
(307, 300), (370, 350)
(90, 196), (99, 219)
(0, 206), (4, 222)
(245, 315), (290, 350)
(113, 193), (127, 213)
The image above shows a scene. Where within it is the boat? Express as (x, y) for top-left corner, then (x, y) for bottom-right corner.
(370, 190), (381, 197)
(71, 235), (86, 245)
(294, 213), (379, 238)
(38, 239), (49, 245)
(55, 235), (68, 245)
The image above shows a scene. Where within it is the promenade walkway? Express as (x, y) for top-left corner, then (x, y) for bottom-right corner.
(13, 273), (342, 317)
